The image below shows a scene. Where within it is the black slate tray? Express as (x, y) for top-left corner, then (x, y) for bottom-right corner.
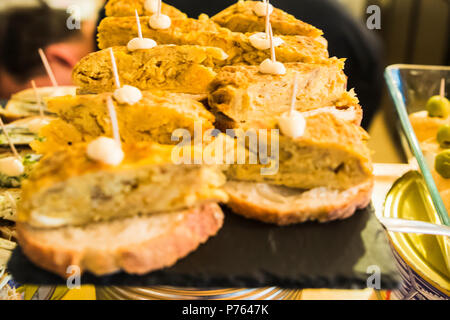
(8, 205), (401, 289)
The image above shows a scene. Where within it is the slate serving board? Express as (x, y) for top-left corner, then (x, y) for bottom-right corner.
(8, 205), (401, 289)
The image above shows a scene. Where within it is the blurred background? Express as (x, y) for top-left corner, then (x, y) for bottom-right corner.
(0, 0), (448, 163)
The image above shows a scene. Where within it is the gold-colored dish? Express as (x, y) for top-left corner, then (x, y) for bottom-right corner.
(384, 171), (449, 299)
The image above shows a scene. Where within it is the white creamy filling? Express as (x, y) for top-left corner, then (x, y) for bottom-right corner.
(301, 106), (357, 122)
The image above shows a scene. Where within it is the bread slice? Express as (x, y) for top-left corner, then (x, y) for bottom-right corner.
(19, 142), (228, 228)
(209, 62), (361, 128)
(224, 180), (373, 225)
(31, 91), (215, 153)
(72, 45), (228, 95)
(105, 0), (187, 18)
(97, 16), (329, 65)
(211, 0), (323, 37)
(17, 203), (224, 278)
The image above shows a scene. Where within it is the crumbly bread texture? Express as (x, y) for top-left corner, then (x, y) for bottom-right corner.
(17, 203), (224, 278)
(212, 0), (323, 37)
(105, 0), (187, 18)
(97, 16), (329, 65)
(208, 62), (361, 129)
(226, 113), (373, 191)
(72, 45), (228, 95)
(19, 142), (228, 228)
(224, 180), (373, 225)
(31, 91), (215, 153)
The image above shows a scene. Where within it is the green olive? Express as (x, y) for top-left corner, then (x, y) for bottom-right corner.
(435, 150), (450, 178)
(437, 124), (450, 149)
(426, 95), (450, 118)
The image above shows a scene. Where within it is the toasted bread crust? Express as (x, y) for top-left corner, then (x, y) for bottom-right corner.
(16, 204), (224, 278)
(224, 181), (373, 225)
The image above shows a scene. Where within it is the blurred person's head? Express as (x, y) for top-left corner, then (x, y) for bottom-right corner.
(0, 0), (95, 99)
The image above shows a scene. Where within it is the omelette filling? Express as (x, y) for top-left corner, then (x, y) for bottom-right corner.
(20, 164), (227, 228)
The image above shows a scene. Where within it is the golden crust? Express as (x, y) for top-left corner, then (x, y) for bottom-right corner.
(97, 16), (220, 49)
(224, 180), (373, 225)
(105, 0), (187, 18)
(73, 45), (227, 95)
(212, 0), (323, 37)
(97, 16), (329, 65)
(17, 203), (224, 278)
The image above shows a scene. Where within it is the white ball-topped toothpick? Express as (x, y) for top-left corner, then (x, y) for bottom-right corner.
(86, 96), (124, 166)
(254, 0), (273, 17)
(0, 117), (24, 177)
(109, 48), (143, 105)
(149, 0), (171, 30)
(249, 0), (283, 50)
(278, 74), (306, 139)
(127, 9), (157, 51)
(258, 5), (286, 76)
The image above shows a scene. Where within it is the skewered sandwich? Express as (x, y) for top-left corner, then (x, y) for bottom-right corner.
(105, 0), (187, 18)
(73, 45), (228, 94)
(0, 86), (75, 122)
(208, 61), (361, 129)
(224, 113), (373, 224)
(31, 91), (215, 153)
(97, 16), (329, 65)
(19, 142), (228, 228)
(211, 0), (323, 37)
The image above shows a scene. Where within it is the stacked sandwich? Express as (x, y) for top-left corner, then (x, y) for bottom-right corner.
(14, 0), (374, 278)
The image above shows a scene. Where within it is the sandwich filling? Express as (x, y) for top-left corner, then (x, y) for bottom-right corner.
(31, 91), (215, 154)
(19, 143), (228, 228)
(73, 45), (228, 94)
